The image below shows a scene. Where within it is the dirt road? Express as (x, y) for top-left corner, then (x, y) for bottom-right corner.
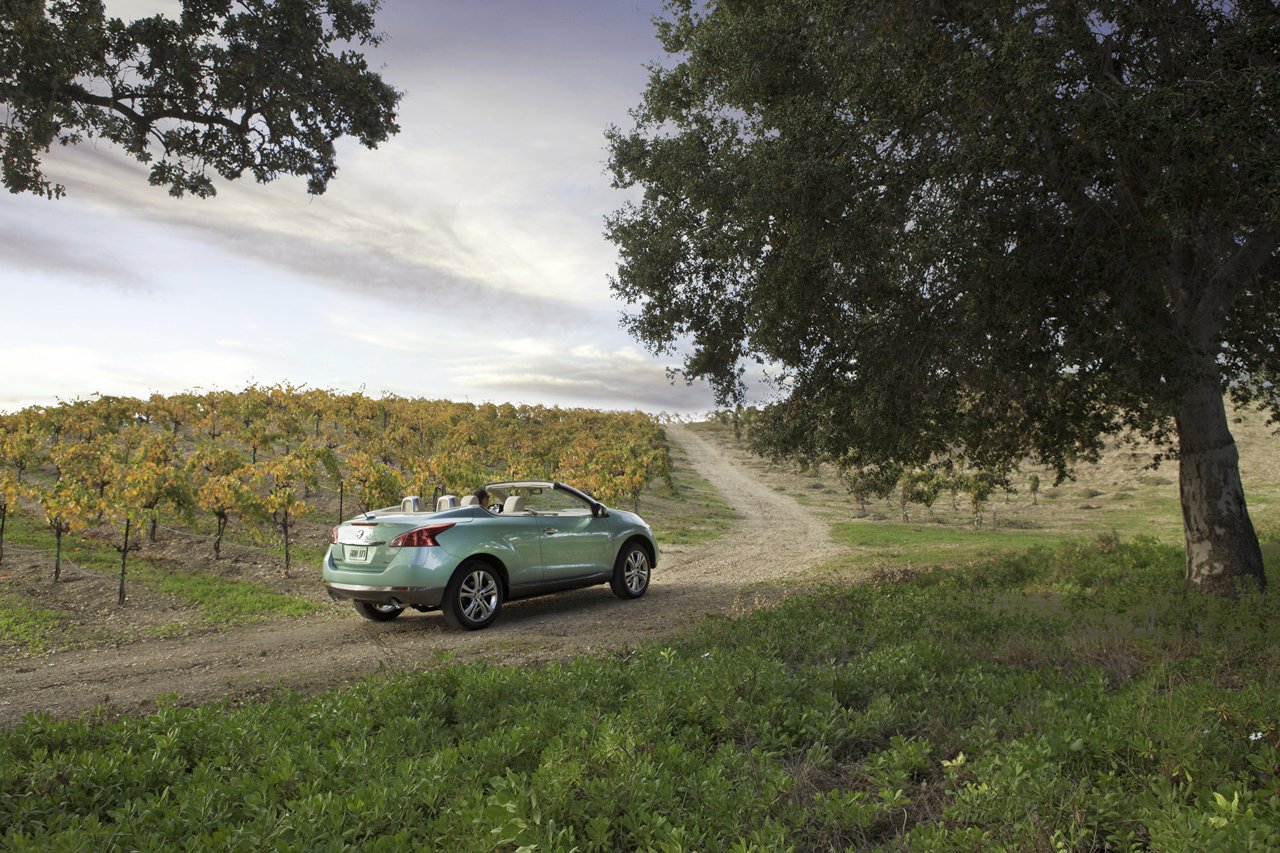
(0, 425), (844, 727)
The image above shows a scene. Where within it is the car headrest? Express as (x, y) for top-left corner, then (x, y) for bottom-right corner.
(502, 495), (526, 514)
(436, 495), (459, 511)
(460, 495), (480, 507)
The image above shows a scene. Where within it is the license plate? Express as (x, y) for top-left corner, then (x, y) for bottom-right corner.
(344, 545), (369, 562)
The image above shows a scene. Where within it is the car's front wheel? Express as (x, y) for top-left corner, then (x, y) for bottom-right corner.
(353, 600), (404, 622)
(443, 560), (503, 630)
(610, 542), (651, 600)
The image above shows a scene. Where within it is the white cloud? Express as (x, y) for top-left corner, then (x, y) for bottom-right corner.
(0, 345), (256, 411)
(499, 338), (558, 357)
(456, 343), (713, 410)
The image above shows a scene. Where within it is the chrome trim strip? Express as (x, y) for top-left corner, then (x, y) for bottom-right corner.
(324, 581), (444, 608)
(325, 582), (433, 594)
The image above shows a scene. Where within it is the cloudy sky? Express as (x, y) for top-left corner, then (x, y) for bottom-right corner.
(0, 0), (722, 413)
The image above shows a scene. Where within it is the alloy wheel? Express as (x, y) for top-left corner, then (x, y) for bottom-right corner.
(624, 550), (650, 594)
(459, 569), (499, 622)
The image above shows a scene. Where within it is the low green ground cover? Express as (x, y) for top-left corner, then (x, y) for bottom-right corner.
(3, 537), (1277, 850)
(834, 521), (1076, 567)
(0, 592), (67, 656)
(142, 570), (319, 623)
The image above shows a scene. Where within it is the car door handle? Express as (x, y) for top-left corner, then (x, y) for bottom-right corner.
(543, 528), (558, 535)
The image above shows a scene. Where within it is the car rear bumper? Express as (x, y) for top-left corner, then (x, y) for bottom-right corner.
(324, 582), (444, 608)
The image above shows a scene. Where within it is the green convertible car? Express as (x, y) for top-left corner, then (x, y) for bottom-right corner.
(322, 481), (658, 630)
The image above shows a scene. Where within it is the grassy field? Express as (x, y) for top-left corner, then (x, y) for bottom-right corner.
(2, 537), (1276, 849)
(688, 403), (1280, 565)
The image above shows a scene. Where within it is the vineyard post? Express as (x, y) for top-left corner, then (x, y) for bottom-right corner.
(118, 516), (132, 605)
(215, 512), (227, 558)
(282, 505), (291, 576)
(51, 516), (69, 582)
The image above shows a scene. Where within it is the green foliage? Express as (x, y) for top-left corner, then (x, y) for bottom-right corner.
(609, 0), (1280, 459)
(609, 0), (1280, 590)
(840, 462), (901, 513)
(3, 538), (1277, 848)
(342, 450), (404, 513)
(0, 591), (67, 656)
(0, 0), (401, 198)
(898, 467), (944, 521)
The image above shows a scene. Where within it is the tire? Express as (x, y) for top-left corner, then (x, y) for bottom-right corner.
(442, 560), (503, 630)
(610, 541), (651, 600)
(353, 599), (404, 622)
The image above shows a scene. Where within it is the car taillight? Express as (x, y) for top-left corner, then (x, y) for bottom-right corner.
(388, 524), (455, 548)
(330, 526), (340, 544)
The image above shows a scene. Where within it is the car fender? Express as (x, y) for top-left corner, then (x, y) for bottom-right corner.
(603, 510), (659, 568)
(438, 528), (540, 586)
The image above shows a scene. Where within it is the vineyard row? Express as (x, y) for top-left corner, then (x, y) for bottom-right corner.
(0, 386), (672, 600)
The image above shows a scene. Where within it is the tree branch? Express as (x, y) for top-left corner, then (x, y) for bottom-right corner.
(66, 84), (253, 135)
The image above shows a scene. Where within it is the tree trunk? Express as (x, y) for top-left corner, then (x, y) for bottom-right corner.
(1175, 364), (1266, 595)
(53, 527), (62, 582)
(214, 515), (226, 559)
(148, 517), (158, 543)
(0, 508), (6, 564)
(282, 509), (291, 579)
(338, 481), (344, 523)
(119, 517), (131, 605)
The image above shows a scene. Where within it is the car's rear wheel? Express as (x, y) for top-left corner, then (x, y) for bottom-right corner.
(353, 600), (404, 622)
(610, 542), (651, 600)
(443, 561), (503, 630)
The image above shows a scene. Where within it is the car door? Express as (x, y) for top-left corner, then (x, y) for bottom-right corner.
(540, 512), (613, 582)
(493, 514), (547, 592)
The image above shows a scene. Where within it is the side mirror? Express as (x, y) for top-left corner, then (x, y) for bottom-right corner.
(594, 504), (608, 518)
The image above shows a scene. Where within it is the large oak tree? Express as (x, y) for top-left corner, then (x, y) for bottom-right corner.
(608, 0), (1279, 593)
(1, 0), (400, 198)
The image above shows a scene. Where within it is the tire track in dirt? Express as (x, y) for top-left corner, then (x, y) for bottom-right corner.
(0, 425), (845, 727)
